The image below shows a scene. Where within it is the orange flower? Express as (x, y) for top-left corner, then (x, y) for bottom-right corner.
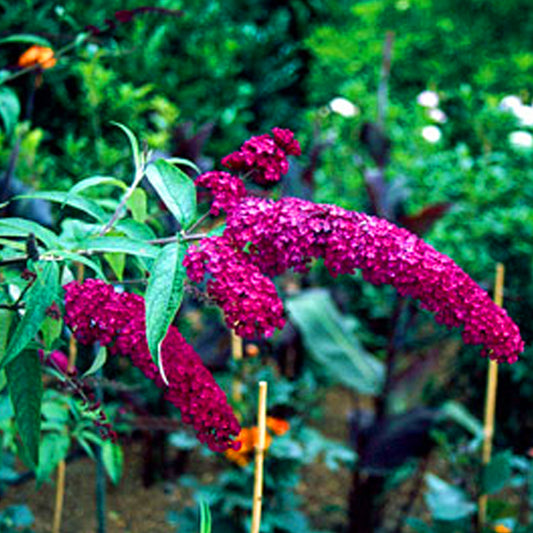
(18, 45), (56, 69)
(493, 525), (512, 533)
(266, 416), (290, 436)
(245, 343), (260, 357)
(224, 426), (272, 467)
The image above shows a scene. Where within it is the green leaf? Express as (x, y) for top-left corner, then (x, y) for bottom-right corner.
(165, 157), (202, 175)
(35, 433), (70, 485)
(0, 217), (59, 249)
(145, 241), (186, 371)
(104, 252), (126, 280)
(440, 401), (484, 438)
(6, 351), (42, 468)
(2, 261), (59, 369)
(424, 473), (476, 521)
(126, 187), (147, 223)
(199, 499), (212, 533)
(483, 451), (513, 495)
(84, 236), (157, 258)
(110, 122), (142, 172)
(145, 159), (197, 229)
(116, 219), (156, 241)
(102, 440), (123, 485)
(46, 250), (106, 279)
(15, 191), (108, 222)
(0, 310), (13, 360)
(41, 316), (62, 351)
(0, 34), (52, 47)
(82, 346), (107, 378)
(286, 289), (385, 394)
(64, 176), (127, 209)
(0, 87), (20, 136)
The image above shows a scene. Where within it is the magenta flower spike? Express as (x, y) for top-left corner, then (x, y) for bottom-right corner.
(64, 280), (241, 452)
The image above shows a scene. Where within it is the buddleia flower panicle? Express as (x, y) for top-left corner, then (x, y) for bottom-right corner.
(184, 236), (285, 338)
(222, 127), (301, 185)
(64, 280), (241, 452)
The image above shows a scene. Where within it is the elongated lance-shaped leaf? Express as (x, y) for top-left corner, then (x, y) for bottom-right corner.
(145, 159), (197, 229)
(82, 346), (108, 378)
(0, 218), (59, 249)
(102, 440), (124, 485)
(35, 432), (70, 485)
(0, 34), (52, 47)
(62, 176), (127, 209)
(286, 289), (385, 395)
(110, 122), (142, 173)
(1, 261), (59, 369)
(6, 350), (42, 468)
(0, 87), (20, 136)
(84, 236), (158, 258)
(15, 192), (108, 222)
(145, 240), (186, 371)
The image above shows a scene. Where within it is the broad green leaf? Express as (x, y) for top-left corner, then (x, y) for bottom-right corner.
(104, 252), (126, 280)
(126, 187), (147, 223)
(82, 346), (107, 378)
(41, 315), (62, 351)
(0, 87), (20, 136)
(145, 241), (186, 370)
(84, 236), (157, 258)
(110, 122), (141, 172)
(425, 473), (476, 521)
(286, 289), (384, 395)
(0, 310), (13, 357)
(64, 176), (127, 208)
(145, 159), (197, 229)
(482, 451), (513, 495)
(0, 34), (52, 47)
(1, 261), (59, 369)
(35, 433), (70, 484)
(15, 192), (108, 221)
(0, 218), (59, 249)
(102, 440), (123, 485)
(6, 350), (42, 468)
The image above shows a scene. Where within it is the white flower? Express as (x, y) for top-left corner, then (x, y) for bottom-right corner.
(417, 90), (439, 108)
(421, 125), (442, 143)
(499, 95), (523, 112)
(514, 105), (533, 127)
(508, 130), (533, 149)
(429, 108), (447, 123)
(329, 97), (359, 117)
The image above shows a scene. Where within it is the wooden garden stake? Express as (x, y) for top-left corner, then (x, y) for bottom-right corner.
(478, 262), (505, 530)
(51, 460), (66, 533)
(53, 262), (84, 533)
(251, 381), (268, 533)
(231, 330), (243, 402)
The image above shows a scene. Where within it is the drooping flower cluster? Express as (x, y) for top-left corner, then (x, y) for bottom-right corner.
(214, 195), (523, 363)
(64, 279), (241, 452)
(184, 236), (285, 338)
(194, 171), (246, 216)
(221, 127), (301, 184)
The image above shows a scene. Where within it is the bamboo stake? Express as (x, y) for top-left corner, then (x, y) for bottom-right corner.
(231, 330), (243, 402)
(478, 263), (505, 530)
(51, 460), (66, 533)
(251, 381), (268, 533)
(53, 263), (84, 533)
